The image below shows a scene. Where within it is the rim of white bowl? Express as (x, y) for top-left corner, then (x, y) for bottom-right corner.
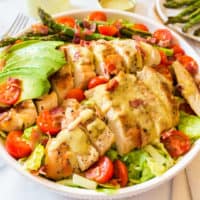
(1, 8), (200, 199)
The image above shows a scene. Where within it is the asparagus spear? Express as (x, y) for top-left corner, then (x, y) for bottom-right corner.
(166, 7), (200, 24)
(194, 28), (200, 36)
(182, 14), (200, 32)
(164, 0), (199, 8)
(120, 27), (152, 38)
(166, 1), (200, 24)
(38, 8), (74, 37)
(0, 33), (71, 48)
(85, 33), (114, 41)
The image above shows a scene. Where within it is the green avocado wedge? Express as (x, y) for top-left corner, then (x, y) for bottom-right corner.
(3, 40), (66, 76)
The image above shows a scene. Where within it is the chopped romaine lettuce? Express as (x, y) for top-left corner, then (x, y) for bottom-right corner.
(178, 112), (200, 140)
(106, 149), (119, 161)
(24, 144), (44, 171)
(122, 142), (174, 184)
(22, 125), (37, 141)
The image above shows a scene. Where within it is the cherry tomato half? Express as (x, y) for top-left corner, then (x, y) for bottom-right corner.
(114, 160), (128, 187)
(56, 16), (75, 28)
(65, 88), (85, 102)
(37, 109), (62, 135)
(153, 29), (174, 47)
(132, 23), (149, 32)
(177, 55), (198, 75)
(161, 130), (191, 158)
(5, 131), (32, 159)
(88, 76), (108, 89)
(88, 11), (107, 21)
(171, 44), (185, 58)
(98, 25), (118, 36)
(0, 78), (21, 105)
(85, 156), (114, 184)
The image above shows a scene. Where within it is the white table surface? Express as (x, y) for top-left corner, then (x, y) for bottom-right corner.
(0, 0), (200, 200)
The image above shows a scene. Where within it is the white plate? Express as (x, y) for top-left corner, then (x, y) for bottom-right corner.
(0, 8), (200, 200)
(155, 0), (200, 42)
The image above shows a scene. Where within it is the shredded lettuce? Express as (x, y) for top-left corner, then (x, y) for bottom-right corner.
(106, 149), (119, 161)
(24, 144), (44, 171)
(121, 142), (174, 184)
(22, 125), (37, 141)
(178, 112), (200, 140)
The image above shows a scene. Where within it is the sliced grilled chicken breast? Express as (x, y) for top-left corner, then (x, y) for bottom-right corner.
(45, 140), (74, 180)
(86, 118), (115, 155)
(65, 44), (96, 89)
(86, 72), (161, 155)
(51, 74), (74, 103)
(0, 100), (37, 132)
(62, 99), (115, 156)
(139, 41), (161, 66)
(35, 91), (58, 113)
(46, 128), (99, 172)
(91, 40), (125, 78)
(110, 39), (143, 73)
(138, 66), (179, 127)
(173, 61), (200, 116)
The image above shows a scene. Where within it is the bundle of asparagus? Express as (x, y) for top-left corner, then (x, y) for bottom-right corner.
(164, 0), (200, 35)
(0, 8), (152, 48)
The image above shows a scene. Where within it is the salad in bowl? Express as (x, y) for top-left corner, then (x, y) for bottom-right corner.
(0, 8), (200, 199)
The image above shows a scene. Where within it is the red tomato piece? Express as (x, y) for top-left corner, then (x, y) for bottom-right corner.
(37, 109), (62, 135)
(177, 55), (198, 75)
(161, 130), (191, 158)
(0, 78), (21, 105)
(132, 23), (149, 32)
(88, 76), (108, 89)
(85, 156), (114, 184)
(159, 50), (170, 65)
(5, 131), (32, 159)
(65, 88), (85, 102)
(88, 11), (107, 21)
(56, 16), (75, 28)
(114, 160), (128, 187)
(153, 29), (174, 47)
(106, 79), (119, 92)
(98, 25), (118, 36)
(172, 44), (185, 58)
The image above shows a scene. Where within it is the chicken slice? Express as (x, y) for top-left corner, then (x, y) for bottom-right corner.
(91, 40), (125, 78)
(51, 73), (74, 104)
(61, 99), (115, 156)
(0, 100), (37, 132)
(46, 128), (99, 172)
(86, 118), (115, 155)
(137, 66), (179, 127)
(45, 140), (74, 180)
(64, 44), (96, 89)
(35, 91), (58, 113)
(139, 41), (161, 66)
(110, 39), (143, 73)
(172, 61), (200, 116)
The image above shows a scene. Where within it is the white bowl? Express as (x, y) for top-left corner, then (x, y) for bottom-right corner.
(1, 9), (200, 200)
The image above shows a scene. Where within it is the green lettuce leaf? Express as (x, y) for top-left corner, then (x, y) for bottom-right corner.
(178, 112), (200, 140)
(24, 144), (44, 171)
(122, 142), (174, 184)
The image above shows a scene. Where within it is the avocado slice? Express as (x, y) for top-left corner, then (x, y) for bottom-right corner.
(3, 56), (66, 76)
(3, 41), (66, 77)
(0, 68), (50, 105)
